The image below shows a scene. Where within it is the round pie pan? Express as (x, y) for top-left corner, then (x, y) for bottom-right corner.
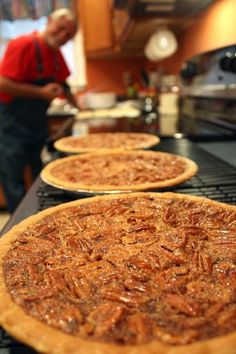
(41, 174), (134, 197)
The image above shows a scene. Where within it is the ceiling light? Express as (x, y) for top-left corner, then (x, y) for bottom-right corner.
(144, 29), (178, 61)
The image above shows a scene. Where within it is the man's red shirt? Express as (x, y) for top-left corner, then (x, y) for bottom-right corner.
(0, 32), (70, 103)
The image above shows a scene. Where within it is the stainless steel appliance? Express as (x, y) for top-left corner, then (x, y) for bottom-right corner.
(179, 44), (236, 138)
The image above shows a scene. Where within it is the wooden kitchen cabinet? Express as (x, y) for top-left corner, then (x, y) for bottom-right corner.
(78, 0), (114, 53)
(76, 0), (150, 58)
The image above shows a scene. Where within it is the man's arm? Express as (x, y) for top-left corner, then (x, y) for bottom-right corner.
(0, 76), (63, 101)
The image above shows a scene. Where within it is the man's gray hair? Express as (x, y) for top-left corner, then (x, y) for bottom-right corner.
(49, 8), (77, 23)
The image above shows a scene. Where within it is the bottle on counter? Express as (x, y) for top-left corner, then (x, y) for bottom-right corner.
(137, 88), (160, 133)
(123, 71), (139, 99)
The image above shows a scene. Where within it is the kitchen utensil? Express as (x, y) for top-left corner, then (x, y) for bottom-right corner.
(141, 69), (150, 87)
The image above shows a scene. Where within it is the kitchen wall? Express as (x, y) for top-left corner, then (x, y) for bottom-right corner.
(82, 0), (236, 93)
(81, 57), (146, 96)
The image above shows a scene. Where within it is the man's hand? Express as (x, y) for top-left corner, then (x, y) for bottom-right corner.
(40, 83), (64, 101)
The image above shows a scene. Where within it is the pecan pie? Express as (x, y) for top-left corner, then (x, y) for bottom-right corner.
(41, 150), (198, 192)
(54, 132), (160, 154)
(0, 192), (236, 354)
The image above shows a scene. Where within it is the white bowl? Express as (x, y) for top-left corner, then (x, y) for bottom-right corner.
(85, 92), (116, 109)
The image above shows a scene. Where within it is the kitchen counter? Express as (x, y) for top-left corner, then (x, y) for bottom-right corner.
(46, 96), (236, 141)
(49, 112), (236, 141)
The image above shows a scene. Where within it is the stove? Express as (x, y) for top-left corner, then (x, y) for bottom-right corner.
(179, 44), (236, 140)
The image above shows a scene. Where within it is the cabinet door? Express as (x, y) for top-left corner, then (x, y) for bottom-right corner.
(79, 0), (114, 52)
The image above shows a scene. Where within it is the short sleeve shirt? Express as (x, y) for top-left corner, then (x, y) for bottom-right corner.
(0, 32), (70, 103)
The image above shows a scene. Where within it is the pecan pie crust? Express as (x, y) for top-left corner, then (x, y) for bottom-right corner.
(0, 192), (236, 354)
(54, 132), (160, 154)
(41, 150), (198, 192)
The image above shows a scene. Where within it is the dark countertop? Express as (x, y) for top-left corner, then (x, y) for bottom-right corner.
(57, 112), (236, 140)
(46, 100), (236, 140)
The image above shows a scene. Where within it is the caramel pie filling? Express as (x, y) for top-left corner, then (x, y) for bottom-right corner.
(60, 133), (157, 149)
(50, 153), (186, 186)
(3, 195), (236, 345)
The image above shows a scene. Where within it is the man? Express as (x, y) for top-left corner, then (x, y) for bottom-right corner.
(0, 8), (78, 213)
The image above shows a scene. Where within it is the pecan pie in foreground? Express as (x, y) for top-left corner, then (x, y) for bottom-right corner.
(54, 132), (160, 154)
(0, 192), (236, 354)
(41, 150), (198, 192)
